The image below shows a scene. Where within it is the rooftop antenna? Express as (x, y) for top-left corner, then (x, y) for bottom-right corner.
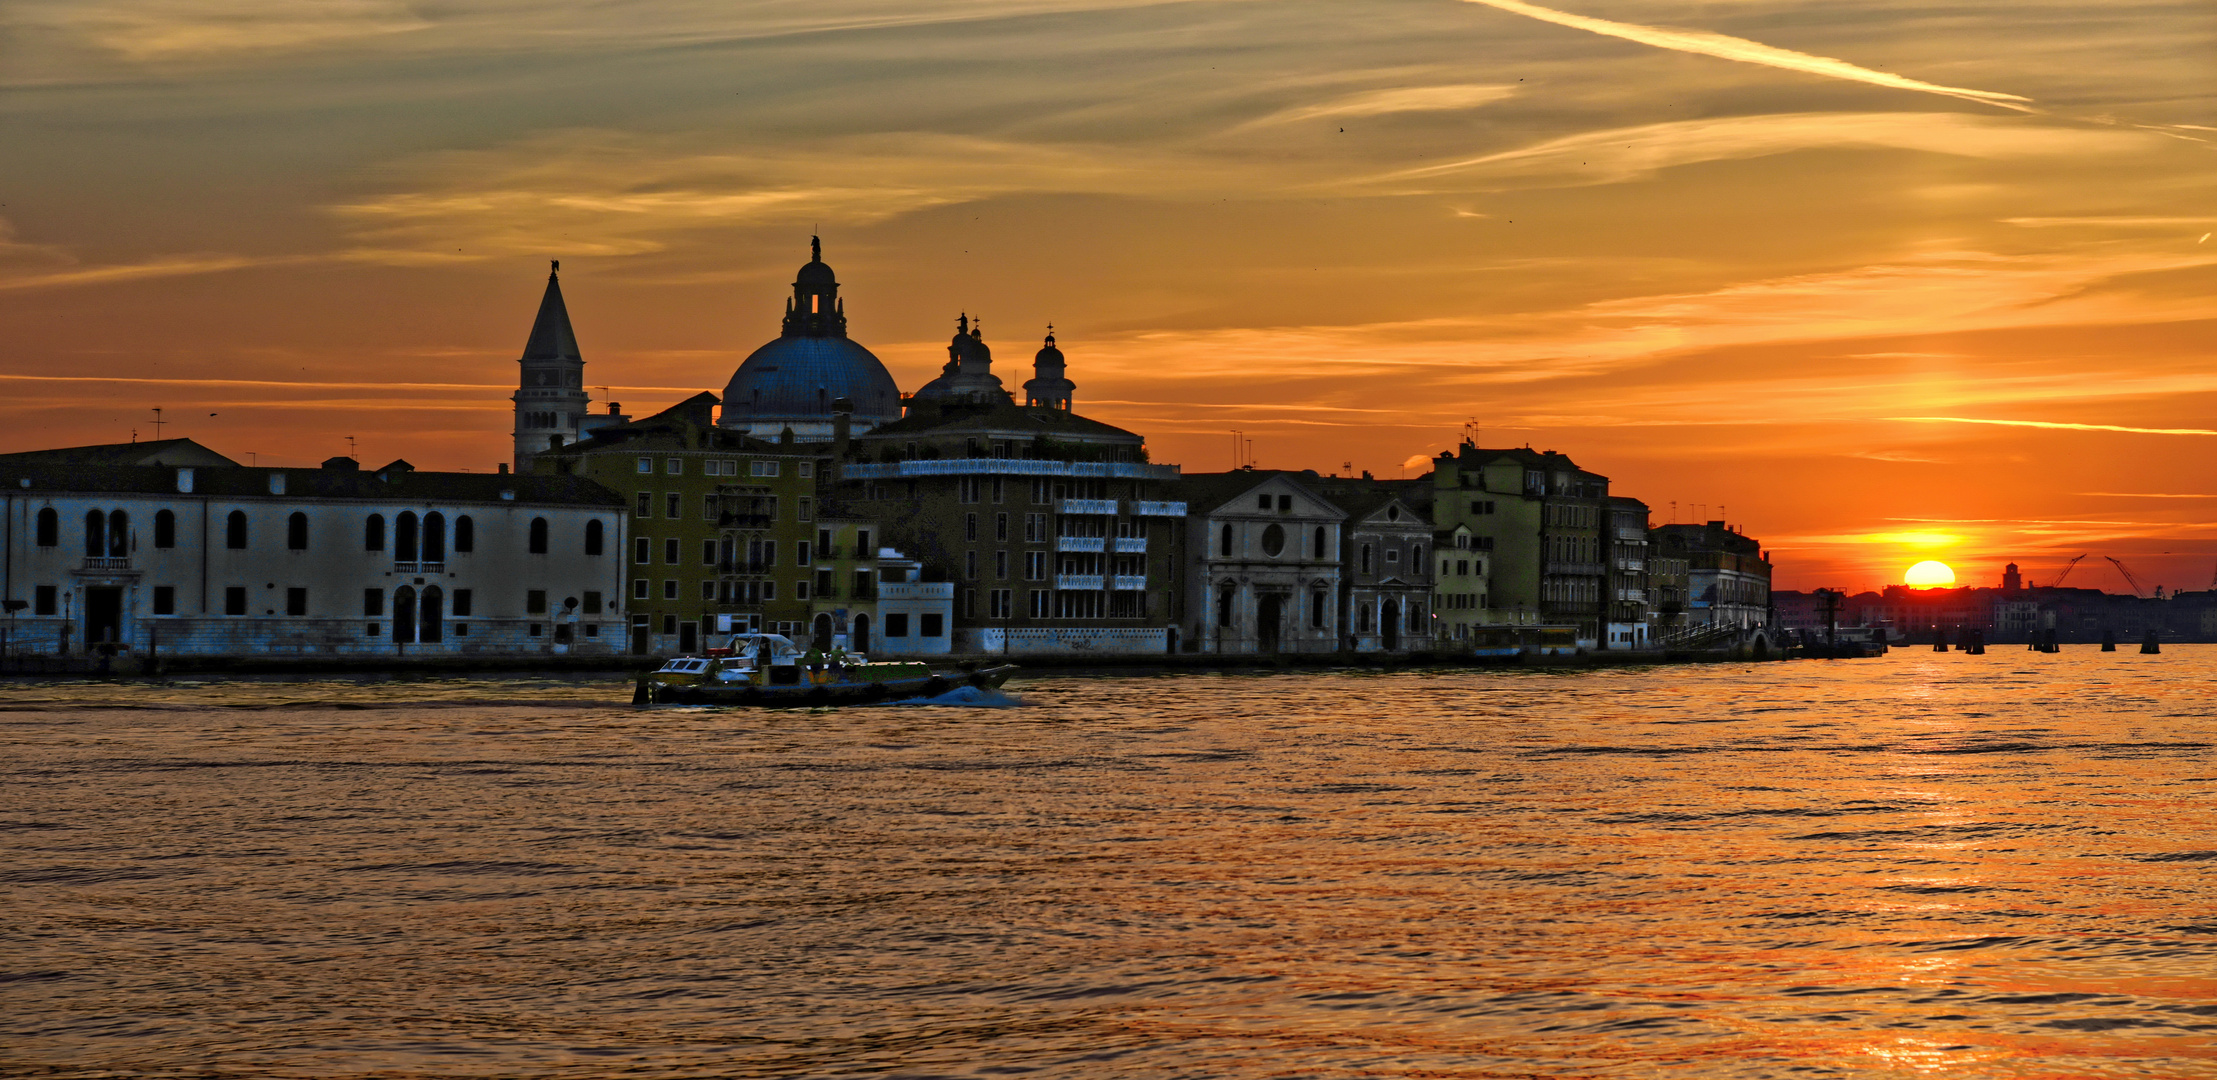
(346, 436), (357, 459)
(150, 407), (165, 439)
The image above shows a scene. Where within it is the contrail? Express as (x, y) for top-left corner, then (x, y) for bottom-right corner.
(1888, 416), (2217, 436)
(1461, 0), (2034, 112)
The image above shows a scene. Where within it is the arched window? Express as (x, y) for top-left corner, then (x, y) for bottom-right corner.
(365, 514), (385, 551)
(107, 509), (128, 557)
(1311, 590), (1327, 629)
(225, 510), (247, 549)
(35, 508), (56, 547)
(1217, 585), (1237, 628)
(395, 512), (418, 561)
(1411, 545), (1424, 567)
(154, 509), (175, 549)
(453, 515), (473, 552)
(1359, 602), (1373, 632)
(584, 519), (604, 556)
(83, 510), (105, 557)
(1219, 524), (1232, 558)
(422, 512), (446, 561)
(1313, 526), (1327, 559)
(287, 512), (308, 551)
(529, 517), (548, 554)
(1360, 543), (1372, 574)
(392, 586), (417, 644)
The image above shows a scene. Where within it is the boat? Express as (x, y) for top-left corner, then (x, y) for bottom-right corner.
(632, 632), (1018, 706)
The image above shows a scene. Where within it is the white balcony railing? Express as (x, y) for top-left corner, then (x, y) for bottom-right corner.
(840, 459), (1181, 481)
(1111, 574), (1148, 591)
(1059, 499), (1118, 515)
(81, 557), (131, 571)
(1112, 537), (1147, 553)
(1055, 536), (1105, 553)
(1056, 574), (1105, 591)
(1130, 501), (1187, 517)
(392, 561), (446, 574)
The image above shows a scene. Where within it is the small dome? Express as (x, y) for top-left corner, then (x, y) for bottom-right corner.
(1035, 329), (1064, 367)
(796, 260), (836, 286)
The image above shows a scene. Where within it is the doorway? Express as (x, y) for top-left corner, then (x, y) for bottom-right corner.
(86, 588), (123, 645)
(812, 613), (834, 651)
(852, 613), (870, 653)
(419, 586), (443, 643)
(392, 587), (416, 643)
(1257, 594), (1283, 652)
(1382, 599), (1400, 651)
(630, 615), (650, 654)
(679, 620), (698, 653)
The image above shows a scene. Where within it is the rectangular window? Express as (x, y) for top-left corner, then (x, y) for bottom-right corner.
(364, 588), (384, 616)
(702, 539), (718, 566)
(453, 589), (473, 616)
(1031, 479), (1050, 504)
(286, 588), (307, 616)
(528, 622), (542, 637)
(455, 622), (469, 636)
(798, 497), (812, 523)
(959, 477), (981, 504)
(636, 492), (652, 518)
(799, 462), (813, 478)
(633, 578), (649, 600)
(995, 513), (1009, 541)
(581, 591), (600, 615)
(34, 585), (56, 616)
(662, 580), (678, 600)
(667, 458), (683, 475)
(225, 587), (247, 616)
(152, 586), (175, 615)
(1030, 589), (1050, 617)
(527, 589), (548, 614)
(796, 580), (811, 601)
(701, 580), (716, 601)
(762, 540), (777, 566)
(965, 513), (978, 541)
(991, 478), (1004, 504)
(995, 550), (1009, 580)
(964, 550), (977, 580)
(703, 494), (719, 521)
(990, 588), (1012, 618)
(1258, 494), (1271, 510)
(366, 623), (380, 636)
(1024, 514), (1045, 543)
(762, 581), (776, 601)
(962, 589), (977, 619)
(664, 538), (680, 565)
(856, 529), (871, 555)
(666, 493), (682, 519)
(635, 537), (651, 564)
(637, 457), (653, 474)
(797, 540), (812, 565)
(885, 613), (909, 637)
(921, 613), (944, 637)
(1025, 551), (1046, 581)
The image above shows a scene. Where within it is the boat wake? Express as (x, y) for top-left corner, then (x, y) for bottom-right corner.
(893, 685), (1024, 708)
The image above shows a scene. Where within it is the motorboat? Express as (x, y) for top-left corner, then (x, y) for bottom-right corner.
(632, 632), (1017, 706)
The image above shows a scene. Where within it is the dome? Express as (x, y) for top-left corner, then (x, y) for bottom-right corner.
(721, 336), (902, 428)
(796, 260), (835, 286)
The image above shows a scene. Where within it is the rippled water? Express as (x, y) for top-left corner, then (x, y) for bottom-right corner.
(6, 649), (2217, 1078)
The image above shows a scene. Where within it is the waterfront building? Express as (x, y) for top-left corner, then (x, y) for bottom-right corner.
(1651, 522), (1772, 632)
(872, 546), (955, 657)
(803, 502), (883, 652)
(1605, 496), (1651, 649)
(533, 395), (819, 654)
(1177, 471), (1345, 654)
(1428, 444), (1613, 647)
(718, 238), (903, 440)
(0, 440), (625, 657)
(832, 325), (1185, 655)
(1304, 477), (1433, 652)
(511, 262), (595, 473)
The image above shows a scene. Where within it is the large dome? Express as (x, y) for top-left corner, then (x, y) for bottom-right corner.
(720, 336), (901, 428)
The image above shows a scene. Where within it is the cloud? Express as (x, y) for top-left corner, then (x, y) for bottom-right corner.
(1239, 83), (1520, 128)
(1457, 0), (2034, 112)
(1887, 417), (2217, 436)
(0, 253), (310, 291)
(2074, 492), (2217, 499)
(17, 0), (430, 62)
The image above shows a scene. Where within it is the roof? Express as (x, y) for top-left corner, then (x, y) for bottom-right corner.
(1170, 470), (1346, 517)
(720, 336), (901, 426)
(0, 462), (624, 507)
(544, 393), (817, 459)
(862, 397), (1141, 442)
(520, 263), (581, 361)
(0, 438), (237, 468)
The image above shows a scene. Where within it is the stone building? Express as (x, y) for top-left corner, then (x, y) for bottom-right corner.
(1303, 477), (1434, 652)
(718, 238), (903, 440)
(534, 394), (822, 654)
(831, 323), (1186, 655)
(1652, 522), (1772, 632)
(0, 440), (626, 657)
(1428, 443), (1613, 647)
(1178, 471), (1345, 654)
(1605, 496), (1652, 649)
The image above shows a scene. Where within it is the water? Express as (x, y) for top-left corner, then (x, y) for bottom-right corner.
(5, 650), (2216, 1078)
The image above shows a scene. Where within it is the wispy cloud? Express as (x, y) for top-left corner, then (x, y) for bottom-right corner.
(1238, 83), (1520, 129)
(2074, 492), (2217, 499)
(1457, 0), (2034, 112)
(1888, 417), (2217, 436)
(0, 254), (310, 291)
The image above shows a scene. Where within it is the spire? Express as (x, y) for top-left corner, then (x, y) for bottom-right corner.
(783, 236), (846, 338)
(520, 260), (581, 360)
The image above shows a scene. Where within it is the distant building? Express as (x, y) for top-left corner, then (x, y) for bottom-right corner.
(1652, 522), (1772, 632)
(1427, 444), (1612, 647)
(1605, 496), (1651, 649)
(0, 440), (626, 657)
(1178, 471), (1344, 654)
(718, 238), (903, 440)
(511, 262), (594, 473)
(1304, 477), (1433, 653)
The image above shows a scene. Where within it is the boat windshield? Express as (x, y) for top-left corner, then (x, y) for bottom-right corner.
(656, 658), (712, 673)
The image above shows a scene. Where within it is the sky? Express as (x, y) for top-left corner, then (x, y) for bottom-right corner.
(2, 0), (2211, 591)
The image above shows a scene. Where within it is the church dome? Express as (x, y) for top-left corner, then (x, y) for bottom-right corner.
(796, 259), (836, 286)
(717, 237), (903, 435)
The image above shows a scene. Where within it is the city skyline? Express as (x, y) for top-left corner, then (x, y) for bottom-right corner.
(3, 0), (2209, 592)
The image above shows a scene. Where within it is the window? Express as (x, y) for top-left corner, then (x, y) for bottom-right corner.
(1386, 547), (1400, 564)
(921, 613), (944, 637)
(581, 591), (600, 615)
(798, 498), (812, 523)
(1360, 544), (1373, 574)
(995, 513), (1009, 542)
(1030, 589), (1050, 617)
(702, 539), (718, 566)
(797, 540), (812, 565)
(1257, 494), (1271, 510)
(662, 614), (677, 635)
(663, 580), (678, 600)
(664, 538), (680, 564)
(633, 578), (649, 600)
(84, 510), (104, 557)
(667, 458), (684, 475)
(964, 550), (977, 580)
(287, 588), (307, 616)
(963, 588), (976, 619)
(1025, 551), (1047, 581)
(364, 514), (385, 551)
(152, 586), (176, 615)
(703, 495), (720, 521)
(885, 613), (910, 637)
(995, 550), (1009, 579)
(799, 462), (812, 478)
(584, 519), (603, 556)
(34, 508), (57, 547)
(857, 529), (871, 554)
(762, 581), (775, 601)
(1218, 586), (1236, 627)
(795, 580), (811, 601)
(395, 512), (419, 561)
(154, 510), (175, 549)
(1313, 526), (1327, 559)
(287, 512), (309, 551)
(453, 589), (473, 617)
(751, 460), (779, 477)
(964, 513), (978, 541)
(1413, 545), (1425, 563)
(1310, 590), (1326, 629)
(455, 515), (474, 552)
(636, 492), (652, 518)
(1279, 495), (1292, 512)
(637, 456), (654, 474)
(366, 623), (380, 636)
(225, 586), (247, 615)
(34, 585), (55, 616)
(361, 589), (384, 616)
(1260, 524), (1285, 557)
(1220, 524), (1232, 557)
(959, 477), (981, 503)
(529, 518), (548, 554)
(991, 478), (1004, 503)
(990, 588), (1012, 618)
(665, 493), (682, 519)
(1031, 479), (1050, 504)
(422, 513), (445, 560)
(701, 581), (717, 601)
(636, 535), (658, 565)
(527, 590), (548, 614)
(224, 510), (247, 549)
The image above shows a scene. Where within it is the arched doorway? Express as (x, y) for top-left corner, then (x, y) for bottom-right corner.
(852, 613), (870, 653)
(812, 612), (834, 650)
(419, 586), (443, 644)
(1382, 599), (1400, 651)
(392, 586), (417, 644)
(1257, 594), (1283, 653)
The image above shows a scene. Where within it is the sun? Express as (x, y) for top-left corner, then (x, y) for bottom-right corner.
(1904, 560), (1957, 588)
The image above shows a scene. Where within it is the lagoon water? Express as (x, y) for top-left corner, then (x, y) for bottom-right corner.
(5, 650), (2216, 1078)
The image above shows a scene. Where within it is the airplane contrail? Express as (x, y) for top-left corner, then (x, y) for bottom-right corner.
(1888, 416), (2217, 436)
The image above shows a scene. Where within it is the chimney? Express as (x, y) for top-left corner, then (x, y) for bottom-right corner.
(498, 463), (509, 474)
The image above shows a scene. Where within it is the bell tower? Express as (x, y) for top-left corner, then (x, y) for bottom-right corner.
(512, 260), (591, 472)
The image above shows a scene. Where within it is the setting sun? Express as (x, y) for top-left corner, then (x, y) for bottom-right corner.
(1904, 560), (1958, 588)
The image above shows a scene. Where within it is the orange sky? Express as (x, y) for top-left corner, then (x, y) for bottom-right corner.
(3, 0), (2212, 591)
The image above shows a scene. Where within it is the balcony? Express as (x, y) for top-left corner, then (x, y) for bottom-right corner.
(1056, 536), (1105, 553)
(1617, 588), (1647, 603)
(1111, 574), (1148, 591)
(1056, 573), (1105, 591)
(1058, 499), (1118, 515)
(716, 560), (773, 575)
(391, 561), (444, 574)
(1112, 537), (1147, 553)
(840, 459), (1181, 481)
(80, 557), (131, 571)
(1130, 501), (1187, 517)
(719, 513), (775, 529)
